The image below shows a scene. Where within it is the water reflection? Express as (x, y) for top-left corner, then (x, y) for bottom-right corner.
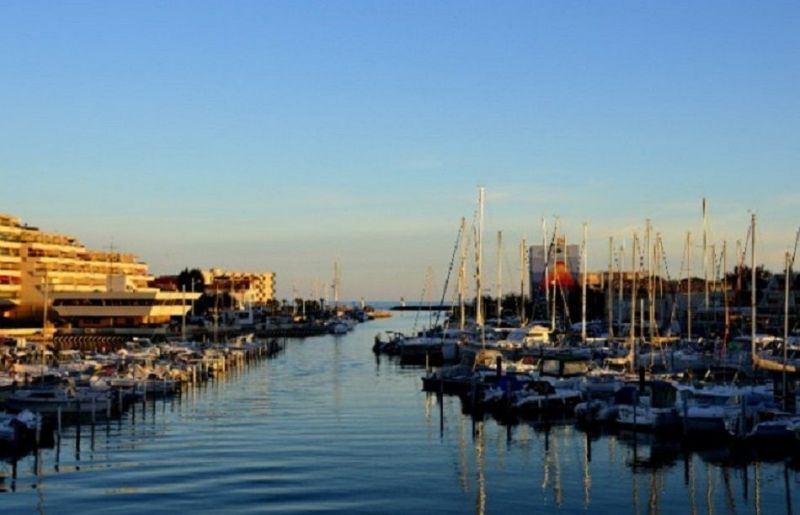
(474, 420), (485, 515)
(582, 433), (591, 509)
(431, 396), (800, 514)
(755, 461), (762, 515)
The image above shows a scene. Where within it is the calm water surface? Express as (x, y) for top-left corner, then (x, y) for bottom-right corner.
(2, 313), (798, 514)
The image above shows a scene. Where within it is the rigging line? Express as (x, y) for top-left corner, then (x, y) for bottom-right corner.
(555, 274), (572, 329)
(412, 269), (430, 335)
(543, 217), (560, 272)
(434, 220), (467, 329)
(739, 223), (752, 270)
(449, 222), (473, 323)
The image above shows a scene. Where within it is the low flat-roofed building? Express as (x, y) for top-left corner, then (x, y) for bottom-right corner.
(52, 275), (200, 328)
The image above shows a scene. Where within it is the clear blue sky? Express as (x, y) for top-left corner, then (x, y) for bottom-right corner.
(2, 1), (798, 301)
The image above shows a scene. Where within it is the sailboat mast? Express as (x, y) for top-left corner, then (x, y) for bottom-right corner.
(646, 219), (653, 342)
(630, 234), (638, 342)
(581, 223), (588, 343)
(551, 218), (560, 330)
(181, 285), (186, 340)
(653, 232), (661, 337)
(608, 236), (614, 339)
(496, 230), (502, 321)
(784, 250), (790, 402)
(543, 217), (549, 322)
(618, 241), (624, 330)
(458, 217), (467, 331)
(476, 187), (485, 333)
(751, 213), (757, 364)
(703, 198), (709, 309)
(333, 261), (340, 310)
(687, 231), (693, 341)
(711, 244), (718, 312)
(629, 234), (638, 368)
(41, 272), (48, 339)
(722, 241), (729, 348)
(556, 223), (563, 330)
(519, 239), (526, 324)
(41, 272), (48, 377)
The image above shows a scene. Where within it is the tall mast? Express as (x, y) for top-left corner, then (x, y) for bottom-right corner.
(608, 236), (614, 339)
(519, 239), (526, 324)
(333, 261), (341, 312)
(703, 198), (709, 309)
(722, 241), (729, 353)
(751, 213), (757, 363)
(630, 234), (638, 343)
(181, 285), (186, 340)
(550, 218), (560, 330)
(581, 223), (588, 343)
(629, 234), (638, 367)
(542, 217), (549, 322)
(652, 233), (659, 336)
(190, 279), (195, 318)
(41, 272), (48, 339)
(646, 219), (653, 342)
(559, 228), (565, 330)
(41, 272), (48, 378)
(687, 231), (693, 341)
(784, 250), (790, 403)
(711, 244), (718, 310)
(618, 241), (625, 330)
(496, 230), (503, 321)
(458, 217), (467, 331)
(476, 187), (484, 333)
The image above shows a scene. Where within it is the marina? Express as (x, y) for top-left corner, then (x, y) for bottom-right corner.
(2, 2), (799, 513)
(1, 312), (800, 513)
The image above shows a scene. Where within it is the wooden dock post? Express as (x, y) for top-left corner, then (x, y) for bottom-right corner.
(682, 393), (689, 437)
(75, 401), (81, 457)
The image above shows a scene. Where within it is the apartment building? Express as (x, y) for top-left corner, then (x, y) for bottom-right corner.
(0, 214), (23, 317)
(0, 213), (197, 327)
(202, 268), (276, 307)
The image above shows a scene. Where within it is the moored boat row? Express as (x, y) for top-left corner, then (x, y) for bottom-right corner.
(0, 335), (283, 455)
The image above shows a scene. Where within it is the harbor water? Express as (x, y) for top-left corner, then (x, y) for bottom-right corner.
(2, 312), (798, 514)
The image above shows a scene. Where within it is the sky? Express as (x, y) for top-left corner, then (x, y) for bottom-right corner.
(1, 1), (798, 301)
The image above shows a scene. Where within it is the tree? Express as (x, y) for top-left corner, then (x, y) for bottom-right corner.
(176, 268), (209, 317)
(177, 268), (205, 295)
(726, 265), (772, 307)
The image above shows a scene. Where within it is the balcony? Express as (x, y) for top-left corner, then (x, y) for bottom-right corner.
(0, 274), (22, 286)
